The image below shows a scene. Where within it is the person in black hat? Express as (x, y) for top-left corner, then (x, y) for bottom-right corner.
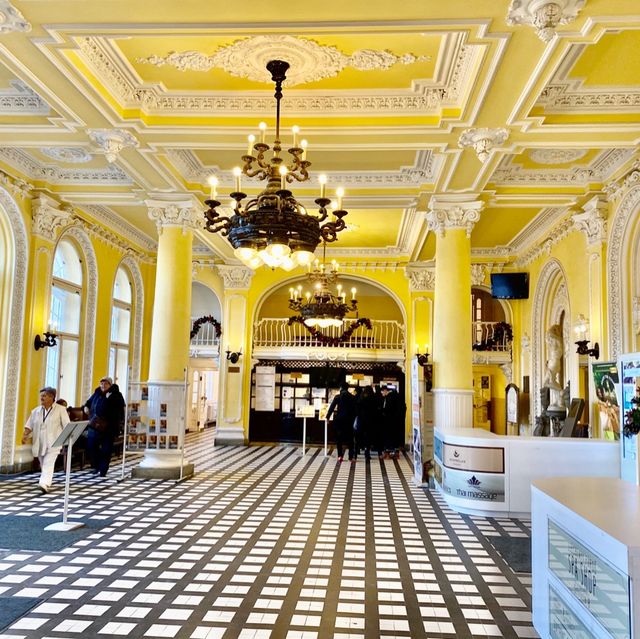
(326, 382), (357, 462)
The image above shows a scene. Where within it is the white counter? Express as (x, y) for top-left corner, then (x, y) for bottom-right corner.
(532, 477), (640, 639)
(433, 428), (619, 517)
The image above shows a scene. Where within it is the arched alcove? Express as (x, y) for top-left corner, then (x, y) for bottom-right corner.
(191, 281), (222, 319)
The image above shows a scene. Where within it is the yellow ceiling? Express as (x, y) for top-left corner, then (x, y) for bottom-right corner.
(0, 1), (637, 264)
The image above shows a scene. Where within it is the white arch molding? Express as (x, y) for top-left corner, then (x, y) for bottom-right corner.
(531, 259), (571, 419)
(118, 255), (144, 383)
(56, 226), (98, 402)
(0, 187), (28, 469)
(607, 183), (640, 359)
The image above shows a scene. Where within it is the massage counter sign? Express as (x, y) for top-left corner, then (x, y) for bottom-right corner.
(434, 435), (506, 502)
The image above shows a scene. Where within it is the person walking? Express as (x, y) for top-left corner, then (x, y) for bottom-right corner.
(326, 382), (357, 462)
(22, 386), (70, 493)
(356, 385), (378, 460)
(83, 376), (125, 477)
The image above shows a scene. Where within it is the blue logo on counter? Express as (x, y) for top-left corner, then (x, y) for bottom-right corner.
(467, 475), (481, 486)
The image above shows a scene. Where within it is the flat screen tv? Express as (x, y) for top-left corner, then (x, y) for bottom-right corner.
(490, 273), (529, 299)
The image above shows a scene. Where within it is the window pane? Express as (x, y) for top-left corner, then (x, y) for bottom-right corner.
(50, 285), (81, 335)
(110, 306), (130, 344)
(52, 240), (82, 286)
(113, 267), (132, 303)
(59, 338), (79, 406)
(45, 343), (59, 390)
(115, 347), (129, 391)
(109, 346), (116, 381)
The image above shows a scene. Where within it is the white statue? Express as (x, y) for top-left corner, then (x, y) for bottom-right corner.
(544, 323), (565, 411)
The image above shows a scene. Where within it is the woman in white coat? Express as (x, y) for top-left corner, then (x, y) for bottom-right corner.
(22, 386), (70, 493)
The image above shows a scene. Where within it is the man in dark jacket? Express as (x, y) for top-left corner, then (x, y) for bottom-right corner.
(326, 383), (357, 462)
(381, 385), (406, 459)
(83, 376), (125, 477)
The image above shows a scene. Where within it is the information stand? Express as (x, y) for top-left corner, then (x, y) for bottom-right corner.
(44, 420), (89, 532)
(120, 376), (151, 482)
(296, 405), (315, 456)
(319, 403), (329, 457)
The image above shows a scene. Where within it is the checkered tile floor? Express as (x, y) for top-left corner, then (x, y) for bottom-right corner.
(0, 430), (538, 638)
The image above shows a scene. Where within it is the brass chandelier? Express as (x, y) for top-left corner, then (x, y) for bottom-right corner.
(203, 59), (348, 270)
(288, 248), (358, 329)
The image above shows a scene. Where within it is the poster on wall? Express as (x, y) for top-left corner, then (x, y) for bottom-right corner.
(255, 365), (276, 412)
(411, 358), (423, 485)
(619, 355), (640, 483)
(592, 362), (620, 440)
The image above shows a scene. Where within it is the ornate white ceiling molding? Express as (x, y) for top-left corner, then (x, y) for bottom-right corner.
(137, 35), (431, 86)
(528, 148), (587, 164)
(405, 265), (435, 292)
(0, 147), (132, 185)
(216, 265), (254, 289)
(471, 247), (511, 259)
(83, 205), (156, 252)
(538, 82), (640, 112)
(31, 195), (73, 239)
(604, 158), (640, 201)
(88, 129), (139, 163)
(513, 217), (574, 266)
(572, 195), (608, 246)
(77, 36), (471, 116)
(506, 0), (585, 43)
(0, 1), (31, 34)
(146, 198), (202, 234)
(0, 169), (33, 199)
(40, 147), (92, 164)
(0, 80), (49, 115)
(426, 196), (484, 237)
(458, 128), (509, 162)
(508, 207), (569, 256)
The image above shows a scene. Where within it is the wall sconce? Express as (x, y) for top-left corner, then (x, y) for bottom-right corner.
(34, 324), (58, 351)
(226, 349), (242, 364)
(416, 345), (430, 367)
(574, 314), (599, 359)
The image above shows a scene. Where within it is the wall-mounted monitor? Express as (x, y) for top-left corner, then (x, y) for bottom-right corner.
(490, 273), (529, 299)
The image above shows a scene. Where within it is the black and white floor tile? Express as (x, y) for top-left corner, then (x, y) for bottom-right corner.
(0, 430), (539, 638)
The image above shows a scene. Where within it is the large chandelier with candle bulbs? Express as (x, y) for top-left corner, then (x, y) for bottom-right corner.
(288, 247), (358, 328)
(203, 59), (348, 271)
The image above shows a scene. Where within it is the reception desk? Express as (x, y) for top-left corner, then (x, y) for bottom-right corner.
(433, 428), (619, 517)
(532, 477), (640, 639)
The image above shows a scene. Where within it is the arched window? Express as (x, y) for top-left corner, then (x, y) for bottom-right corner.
(46, 239), (83, 405)
(109, 266), (132, 391)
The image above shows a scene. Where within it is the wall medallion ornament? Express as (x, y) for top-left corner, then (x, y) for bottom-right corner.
(41, 147), (93, 164)
(216, 265), (254, 289)
(529, 148), (588, 165)
(458, 128), (509, 163)
(507, 0), (586, 43)
(0, 1), (30, 34)
(88, 129), (139, 163)
(405, 266), (435, 292)
(137, 35), (430, 86)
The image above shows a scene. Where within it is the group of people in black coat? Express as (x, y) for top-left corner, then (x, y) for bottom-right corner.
(326, 382), (406, 462)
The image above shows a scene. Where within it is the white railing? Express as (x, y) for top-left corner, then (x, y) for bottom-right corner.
(472, 321), (512, 352)
(190, 318), (221, 349)
(254, 318), (405, 350)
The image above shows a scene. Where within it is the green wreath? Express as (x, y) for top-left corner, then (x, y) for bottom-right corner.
(287, 316), (372, 346)
(190, 315), (222, 340)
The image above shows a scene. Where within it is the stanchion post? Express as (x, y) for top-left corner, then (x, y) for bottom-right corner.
(302, 417), (307, 456)
(324, 419), (328, 457)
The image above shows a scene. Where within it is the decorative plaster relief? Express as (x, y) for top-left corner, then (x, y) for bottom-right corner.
(405, 266), (436, 292)
(0, 169), (32, 199)
(528, 148), (587, 165)
(216, 265), (254, 289)
(572, 196), (607, 246)
(0, 80), (48, 115)
(88, 129), (139, 163)
(426, 197), (483, 238)
(0, 0), (30, 33)
(41, 147), (93, 164)
(471, 264), (488, 286)
(458, 128), (509, 162)
(507, 0), (585, 42)
(137, 35), (430, 86)
(31, 195), (73, 239)
(146, 199), (202, 235)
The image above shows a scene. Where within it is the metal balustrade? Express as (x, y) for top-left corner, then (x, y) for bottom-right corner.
(253, 318), (405, 350)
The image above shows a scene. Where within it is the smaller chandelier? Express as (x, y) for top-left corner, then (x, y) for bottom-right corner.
(203, 59), (348, 271)
(288, 253), (358, 328)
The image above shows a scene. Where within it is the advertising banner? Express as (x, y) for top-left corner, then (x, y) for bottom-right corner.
(592, 362), (620, 440)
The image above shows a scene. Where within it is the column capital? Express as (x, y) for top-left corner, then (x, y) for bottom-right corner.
(572, 195), (608, 247)
(426, 195), (483, 238)
(217, 264), (254, 289)
(405, 264), (435, 292)
(31, 195), (73, 239)
(146, 198), (202, 235)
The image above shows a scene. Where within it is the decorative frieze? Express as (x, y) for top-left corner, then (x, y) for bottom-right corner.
(216, 265), (254, 289)
(31, 195), (73, 239)
(572, 196), (608, 247)
(506, 0), (585, 42)
(0, 0), (31, 34)
(146, 199), (202, 235)
(426, 196), (483, 238)
(0, 169), (32, 199)
(405, 265), (436, 292)
(604, 159), (640, 201)
(88, 128), (139, 163)
(0, 80), (48, 115)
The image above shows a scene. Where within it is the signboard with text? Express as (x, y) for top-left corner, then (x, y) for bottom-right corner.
(441, 442), (505, 474)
